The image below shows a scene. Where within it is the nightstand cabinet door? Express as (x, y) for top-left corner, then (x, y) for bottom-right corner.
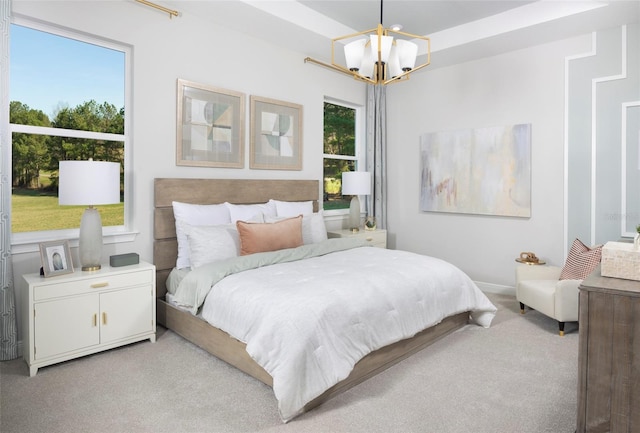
(100, 285), (154, 344)
(34, 295), (100, 360)
(23, 261), (156, 376)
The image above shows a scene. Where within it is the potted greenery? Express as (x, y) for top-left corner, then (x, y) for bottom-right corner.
(364, 216), (377, 231)
(635, 224), (640, 250)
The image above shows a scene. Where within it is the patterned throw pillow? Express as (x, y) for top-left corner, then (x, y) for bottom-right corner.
(559, 238), (603, 280)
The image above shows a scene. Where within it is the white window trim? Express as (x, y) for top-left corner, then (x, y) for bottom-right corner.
(323, 97), (366, 217)
(9, 16), (135, 253)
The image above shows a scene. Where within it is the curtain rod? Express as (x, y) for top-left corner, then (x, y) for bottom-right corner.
(135, 0), (179, 18)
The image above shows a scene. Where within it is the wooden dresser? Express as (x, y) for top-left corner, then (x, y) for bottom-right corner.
(577, 267), (640, 433)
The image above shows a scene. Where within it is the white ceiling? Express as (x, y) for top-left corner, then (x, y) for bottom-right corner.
(169, 1), (640, 69)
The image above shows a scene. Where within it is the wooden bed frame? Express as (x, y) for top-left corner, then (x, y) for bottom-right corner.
(153, 178), (469, 415)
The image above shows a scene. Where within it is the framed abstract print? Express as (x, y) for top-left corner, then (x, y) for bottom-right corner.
(177, 79), (245, 168)
(250, 95), (303, 170)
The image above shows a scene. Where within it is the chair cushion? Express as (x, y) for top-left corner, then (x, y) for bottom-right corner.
(559, 238), (602, 280)
(517, 280), (557, 318)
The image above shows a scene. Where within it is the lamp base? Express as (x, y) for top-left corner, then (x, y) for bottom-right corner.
(79, 207), (104, 271)
(348, 196), (361, 232)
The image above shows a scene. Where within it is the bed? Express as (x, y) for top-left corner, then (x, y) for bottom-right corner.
(153, 178), (496, 422)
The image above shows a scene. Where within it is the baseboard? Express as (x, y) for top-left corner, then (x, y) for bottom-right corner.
(475, 281), (515, 296)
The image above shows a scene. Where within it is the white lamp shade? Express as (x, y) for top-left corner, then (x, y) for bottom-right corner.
(370, 34), (393, 63)
(342, 171), (372, 196)
(344, 38), (367, 71)
(359, 44), (376, 78)
(59, 160), (121, 206)
(396, 39), (418, 71)
(388, 45), (402, 78)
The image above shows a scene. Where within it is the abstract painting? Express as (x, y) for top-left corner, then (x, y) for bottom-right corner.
(420, 124), (531, 217)
(176, 79), (245, 168)
(250, 95), (303, 170)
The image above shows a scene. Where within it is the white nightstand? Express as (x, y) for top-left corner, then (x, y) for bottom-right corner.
(327, 229), (387, 248)
(22, 261), (156, 376)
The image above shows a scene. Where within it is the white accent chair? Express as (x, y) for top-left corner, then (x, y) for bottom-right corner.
(515, 265), (582, 336)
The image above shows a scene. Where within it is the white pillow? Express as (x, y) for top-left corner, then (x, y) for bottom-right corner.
(224, 202), (277, 223)
(172, 201), (231, 269)
(271, 199), (314, 217)
(266, 210), (327, 245)
(185, 223), (240, 269)
(302, 211), (328, 244)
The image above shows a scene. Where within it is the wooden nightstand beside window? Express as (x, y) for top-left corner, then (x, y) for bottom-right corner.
(22, 261), (156, 376)
(327, 229), (387, 248)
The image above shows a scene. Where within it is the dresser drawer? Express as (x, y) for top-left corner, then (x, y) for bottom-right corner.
(34, 270), (153, 301)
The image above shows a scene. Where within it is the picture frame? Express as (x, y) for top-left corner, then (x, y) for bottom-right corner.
(250, 95), (303, 170)
(39, 240), (74, 277)
(176, 79), (245, 168)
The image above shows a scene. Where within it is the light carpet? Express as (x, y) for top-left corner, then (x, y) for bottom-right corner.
(0, 293), (579, 433)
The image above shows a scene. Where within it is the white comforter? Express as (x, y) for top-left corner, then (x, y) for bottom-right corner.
(198, 242), (497, 421)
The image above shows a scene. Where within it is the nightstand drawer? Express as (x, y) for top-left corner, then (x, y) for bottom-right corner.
(360, 231), (386, 246)
(327, 229), (387, 248)
(34, 270), (153, 301)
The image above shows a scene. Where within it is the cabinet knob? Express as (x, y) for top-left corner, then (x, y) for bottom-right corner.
(91, 282), (109, 289)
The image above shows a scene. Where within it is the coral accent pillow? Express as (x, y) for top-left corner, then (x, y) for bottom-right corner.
(236, 215), (303, 256)
(265, 211), (328, 245)
(559, 238), (603, 280)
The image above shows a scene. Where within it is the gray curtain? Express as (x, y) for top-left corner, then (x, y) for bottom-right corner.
(0, 0), (18, 361)
(365, 84), (387, 229)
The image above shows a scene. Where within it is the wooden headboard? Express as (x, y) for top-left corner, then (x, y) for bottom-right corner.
(153, 178), (320, 296)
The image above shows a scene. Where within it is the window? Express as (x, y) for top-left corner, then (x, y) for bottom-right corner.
(10, 18), (130, 243)
(323, 100), (364, 211)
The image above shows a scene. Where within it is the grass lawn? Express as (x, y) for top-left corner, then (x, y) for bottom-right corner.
(12, 188), (124, 233)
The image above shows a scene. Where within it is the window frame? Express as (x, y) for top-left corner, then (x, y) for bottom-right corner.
(322, 97), (366, 217)
(9, 16), (135, 253)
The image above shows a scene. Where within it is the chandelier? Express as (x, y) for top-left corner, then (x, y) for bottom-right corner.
(304, 0), (431, 85)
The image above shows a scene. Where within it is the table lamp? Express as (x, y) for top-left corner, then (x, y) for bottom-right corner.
(342, 171), (371, 232)
(58, 160), (121, 271)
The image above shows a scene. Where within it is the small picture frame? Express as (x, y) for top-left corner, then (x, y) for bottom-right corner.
(176, 79), (245, 168)
(39, 240), (74, 277)
(250, 95), (303, 170)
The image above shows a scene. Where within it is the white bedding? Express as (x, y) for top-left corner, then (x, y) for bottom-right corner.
(197, 243), (497, 421)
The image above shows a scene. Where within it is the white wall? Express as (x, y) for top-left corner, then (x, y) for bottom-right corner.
(385, 34), (593, 291)
(9, 0), (366, 342)
(567, 24), (640, 245)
